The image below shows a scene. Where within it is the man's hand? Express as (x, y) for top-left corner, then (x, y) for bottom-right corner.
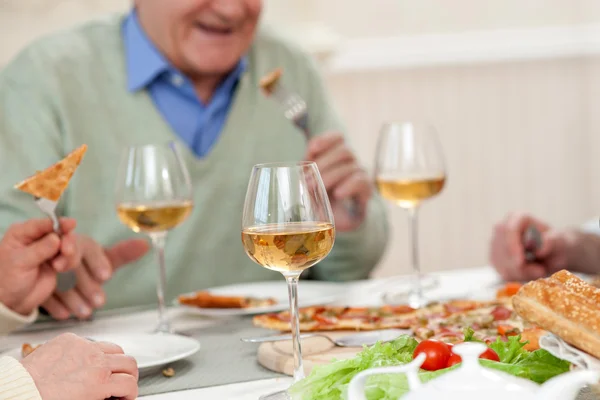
(0, 218), (79, 316)
(489, 213), (577, 281)
(21, 333), (138, 400)
(41, 235), (149, 320)
(305, 131), (372, 231)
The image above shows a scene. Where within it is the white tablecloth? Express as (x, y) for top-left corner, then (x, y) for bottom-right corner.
(2, 266), (501, 399)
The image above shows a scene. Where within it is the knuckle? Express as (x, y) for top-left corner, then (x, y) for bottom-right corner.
(58, 332), (79, 342)
(94, 366), (112, 384)
(112, 343), (125, 354)
(126, 375), (139, 393)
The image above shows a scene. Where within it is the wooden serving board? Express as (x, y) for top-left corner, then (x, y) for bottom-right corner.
(257, 331), (364, 376)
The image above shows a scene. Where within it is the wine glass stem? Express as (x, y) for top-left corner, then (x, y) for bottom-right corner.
(150, 232), (170, 333)
(407, 206), (423, 306)
(285, 274), (304, 382)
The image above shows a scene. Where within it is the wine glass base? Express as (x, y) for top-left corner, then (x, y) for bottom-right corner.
(380, 274), (438, 308)
(259, 390), (291, 400)
(383, 291), (428, 309)
(153, 321), (173, 335)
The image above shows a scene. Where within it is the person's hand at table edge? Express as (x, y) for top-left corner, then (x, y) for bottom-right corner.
(490, 212), (600, 281)
(0, 218), (79, 317)
(20, 333), (138, 400)
(41, 235), (150, 320)
(305, 131), (372, 232)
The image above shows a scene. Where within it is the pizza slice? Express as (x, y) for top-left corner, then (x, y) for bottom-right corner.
(178, 291), (277, 309)
(15, 144), (87, 201)
(259, 68), (283, 96)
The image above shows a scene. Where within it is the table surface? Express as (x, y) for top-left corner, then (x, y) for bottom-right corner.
(2, 266), (502, 399)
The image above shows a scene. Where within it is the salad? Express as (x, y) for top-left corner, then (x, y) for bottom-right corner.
(288, 328), (570, 400)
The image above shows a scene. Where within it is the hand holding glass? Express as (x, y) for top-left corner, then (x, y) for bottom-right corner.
(375, 122), (446, 308)
(241, 162), (335, 400)
(115, 143), (193, 333)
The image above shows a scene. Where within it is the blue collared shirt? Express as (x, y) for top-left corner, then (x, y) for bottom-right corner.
(122, 10), (247, 157)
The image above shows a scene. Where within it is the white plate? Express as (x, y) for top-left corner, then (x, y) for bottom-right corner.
(175, 281), (345, 316)
(2, 333), (200, 375)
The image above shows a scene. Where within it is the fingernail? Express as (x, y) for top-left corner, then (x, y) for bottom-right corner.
(93, 293), (104, 307)
(53, 259), (66, 271)
(56, 310), (70, 320)
(79, 305), (91, 317)
(100, 269), (111, 281)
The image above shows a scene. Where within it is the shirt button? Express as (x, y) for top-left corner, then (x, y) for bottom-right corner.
(171, 74), (184, 87)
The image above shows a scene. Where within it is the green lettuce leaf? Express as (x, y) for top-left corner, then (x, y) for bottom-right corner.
(288, 336), (418, 400)
(289, 334), (570, 400)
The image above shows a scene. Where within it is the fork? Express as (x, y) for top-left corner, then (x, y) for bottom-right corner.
(522, 225), (542, 262)
(265, 81), (361, 219)
(34, 197), (77, 292)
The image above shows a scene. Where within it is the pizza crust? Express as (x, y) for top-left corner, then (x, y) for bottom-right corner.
(15, 144), (87, 201)
(259, 68), (283, 95)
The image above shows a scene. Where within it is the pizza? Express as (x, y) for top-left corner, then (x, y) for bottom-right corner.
(253, 286), (545, 350)
(178, 291), (277, 309)
(15, 144), (88, 201)
(253, 304), (418, 332)
(259, 68), (283, 95)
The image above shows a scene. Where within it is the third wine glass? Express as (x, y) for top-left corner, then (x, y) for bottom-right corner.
(375, 122), (446, 308)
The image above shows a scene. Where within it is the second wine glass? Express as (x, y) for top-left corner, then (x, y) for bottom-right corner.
(115, 142), (193, 333)
(241, 161), (335, 400)
(375, 122), (446, 308)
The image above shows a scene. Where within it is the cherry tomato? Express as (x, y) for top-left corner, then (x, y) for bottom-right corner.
(413, 340), (451, 371)
(480, 348), (500, 362)
(447, 353), (462, 367)
(445, 347), (500, 367)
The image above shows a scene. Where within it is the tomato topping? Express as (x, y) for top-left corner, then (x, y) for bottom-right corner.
(314, 314), (337, 325)
(491, 306), (512, 321)
(497, 282), (522, 298)
(413, 340), (452, 371)
(497, 324), (519, 336)
(443, 304), (463, 314)
(381, 305), (415, 314)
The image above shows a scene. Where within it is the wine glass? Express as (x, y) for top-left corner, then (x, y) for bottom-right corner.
(241, 161), (335, 399)
(374, 122), (446, 308)
(115, 142), (193, 333)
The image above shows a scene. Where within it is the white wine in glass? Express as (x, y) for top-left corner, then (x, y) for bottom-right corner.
(115, 143), (193, 333)
(375, 122), (446, 308)
(242, 162), (335, 400)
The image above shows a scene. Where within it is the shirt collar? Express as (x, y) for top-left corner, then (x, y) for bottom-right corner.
(123, 9), (248, 94)
(123, 10), (169, 92)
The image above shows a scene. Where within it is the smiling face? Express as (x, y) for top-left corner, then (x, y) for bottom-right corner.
(135, 0), (262, 78)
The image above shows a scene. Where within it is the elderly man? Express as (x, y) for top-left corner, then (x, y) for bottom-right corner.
(0, 218), (138, 400)
(0, 0), (389, 320)
(489, 213), (600, 281)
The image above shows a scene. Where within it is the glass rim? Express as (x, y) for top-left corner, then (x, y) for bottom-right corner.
(122, 141), (182, 151)
(381, 120), (435, 130)
(252, 161), (316, 169)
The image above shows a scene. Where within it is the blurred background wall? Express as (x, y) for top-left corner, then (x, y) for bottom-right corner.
(1, 0), (599, 277)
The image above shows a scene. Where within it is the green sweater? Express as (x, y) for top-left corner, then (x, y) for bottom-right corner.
(0, 14), (389, 310)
